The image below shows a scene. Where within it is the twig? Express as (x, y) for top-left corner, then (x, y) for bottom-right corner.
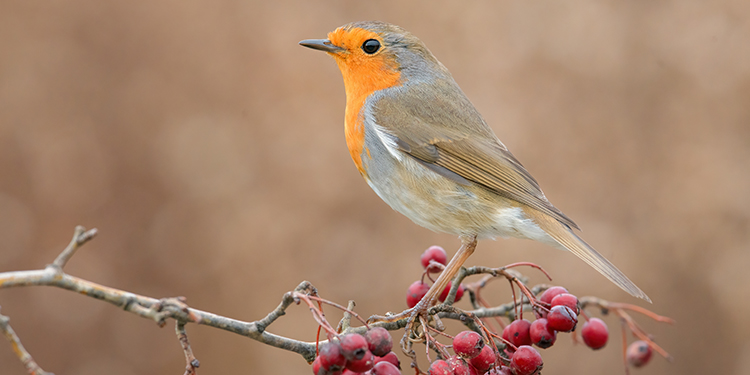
(176, 322), (200, 375)
(51, 226), (97, 269)
(337, 300), (356, 333)
(0, 309), (53, 375)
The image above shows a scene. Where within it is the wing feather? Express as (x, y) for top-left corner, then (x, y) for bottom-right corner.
(372, 83), (579, 229)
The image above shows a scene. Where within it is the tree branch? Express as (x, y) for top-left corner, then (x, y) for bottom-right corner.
(0, 226), (672, 375)
(0, 309), (53, 375)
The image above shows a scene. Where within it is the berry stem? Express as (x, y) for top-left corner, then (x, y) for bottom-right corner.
(614, 309), (673, 361)
(501, 262), (553, 281)
(606, 302), (675, 324)
(303, 294), (371, 330)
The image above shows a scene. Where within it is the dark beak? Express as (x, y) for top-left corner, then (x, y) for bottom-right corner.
(299, 39), (344, 53)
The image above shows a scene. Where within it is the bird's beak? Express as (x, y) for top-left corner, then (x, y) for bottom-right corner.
(299, 39), (344, 53)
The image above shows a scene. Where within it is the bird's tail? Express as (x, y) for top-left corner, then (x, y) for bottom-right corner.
(524, 208), (651, 303)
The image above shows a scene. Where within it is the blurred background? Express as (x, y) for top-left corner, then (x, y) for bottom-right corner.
(0, 1), (748, 374)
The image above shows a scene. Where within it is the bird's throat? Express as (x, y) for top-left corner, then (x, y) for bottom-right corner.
(335, 58), (401, 178)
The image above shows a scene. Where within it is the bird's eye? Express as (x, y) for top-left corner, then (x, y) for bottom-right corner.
(362, 39), (381, 54)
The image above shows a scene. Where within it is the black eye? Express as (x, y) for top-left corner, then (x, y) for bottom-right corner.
(362, 39), (380, 54)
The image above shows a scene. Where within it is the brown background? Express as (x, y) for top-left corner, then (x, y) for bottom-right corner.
(1, 1), (748, 374)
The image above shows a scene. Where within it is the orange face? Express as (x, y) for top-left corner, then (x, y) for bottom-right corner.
(325, 27), (402, 177)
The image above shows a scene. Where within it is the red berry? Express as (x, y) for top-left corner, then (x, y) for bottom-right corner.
(550, 293), (579, 315)
(509, 346), (542, 375)
(626, 340), (653, 368)
(439, 282), (465, 303)
(469, 344), (496, 373)
(340, 333), (369, 361)
(319, 342), (347, 372)
(428, 359), (453, 375)
(539, 286), (568, 305)
(421, 245), (448, 272)
(581, 318), (609, 350)
(371, 360), (402, 375)
(346, 349), (375, 373)
(374, 352), (400, 369)
(312, 355), (324, 375)
(538, 287), (568, 318)
(453, 331), (485, 359)
(490, 367), (513, 375)
(546, 306), (577, 332)
(406, 281), (430, 308)
(365, 327), (393, 357)
(502, 319), (532, 347)
(448, 356), (471, 375)
(529, 319), (557, 349)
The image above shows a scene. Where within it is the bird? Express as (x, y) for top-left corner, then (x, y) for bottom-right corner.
(299, 21), (650, 312)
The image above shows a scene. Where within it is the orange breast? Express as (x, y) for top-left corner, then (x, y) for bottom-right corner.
(329, 27), (402, 177)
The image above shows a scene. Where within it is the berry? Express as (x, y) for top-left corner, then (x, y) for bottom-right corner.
(340, 333), (369, 361)
(581, 318), (609, 350)
(502, 319), (532, 347)
(469, 344), (496, 373)
(428, 359), (453, 375)
(371, 360), (402, 375)
(319, 342), (347, 372)
(365, 327), (393, 357)
(529, 319), (557, 349)
(421, 245), (448, 272)
(550, 293), (579, 315)
(406, 281), (430, 308)
(341, 370), (358, 375)
(539, 286), (568, 318)
(627, 340), (653, 368)
(453, 331), (485, 359)
(312, 355), (323, 375)
(346, 349), (375, 373)
(539, 286), (568, 305)
(546, 305), (577, 332)
(448, 356), (471, 375)
(374, 352), (400, 369)
(438, 282), (465, 303)
(509, 346), (543, 375)
(487, 366), (513, 375)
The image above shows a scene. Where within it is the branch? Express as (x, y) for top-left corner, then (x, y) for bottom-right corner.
(52, 225), (97, 269)
(0, 227), (320, 364)
(0, 309), (53, 375)
(0, 226), (672, 375)
(176, 321), (199, 375)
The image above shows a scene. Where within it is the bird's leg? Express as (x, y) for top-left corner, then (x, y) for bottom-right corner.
(368, 235), (478, 324)
(417, 235), (477, 312)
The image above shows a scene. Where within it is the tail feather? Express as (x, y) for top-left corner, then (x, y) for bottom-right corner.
(525, 208), (651, 303)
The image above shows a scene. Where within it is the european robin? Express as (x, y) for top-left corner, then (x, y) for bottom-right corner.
(299, 21), (649, 310)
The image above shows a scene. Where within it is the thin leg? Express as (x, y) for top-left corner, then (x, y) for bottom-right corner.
(416, 235), (477, 311)
(368, 235), (478, 323)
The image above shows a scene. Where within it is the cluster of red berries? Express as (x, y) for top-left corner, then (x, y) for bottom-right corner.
(426, 330), (545, 375)
(312, 327), (401, 375)
(501, 286), (609, 353)
(407, 246), (466, 307)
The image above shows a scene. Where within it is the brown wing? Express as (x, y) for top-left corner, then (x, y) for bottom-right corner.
(372, 82), (579, 230)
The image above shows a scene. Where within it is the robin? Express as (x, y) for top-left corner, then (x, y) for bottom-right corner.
(299, 21), (650, 312)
